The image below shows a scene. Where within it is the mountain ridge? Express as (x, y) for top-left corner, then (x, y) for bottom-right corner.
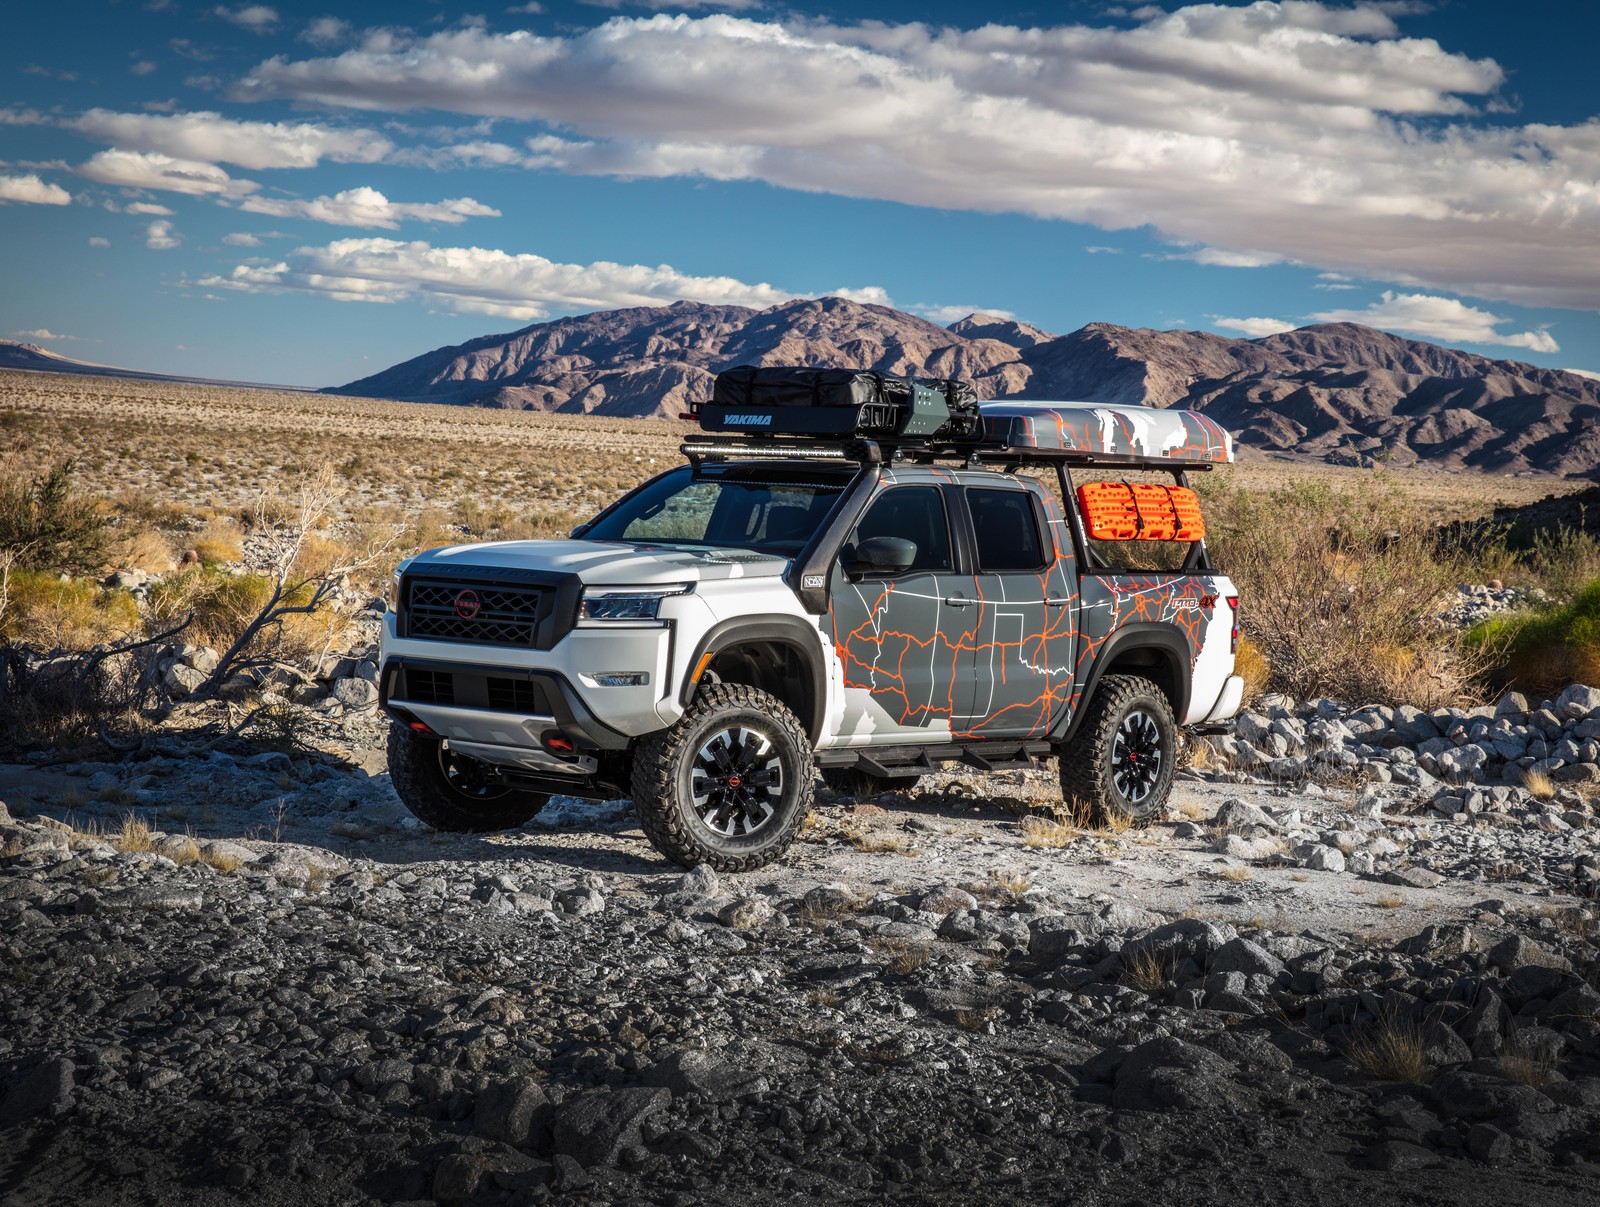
(328, 298), (1600, 476)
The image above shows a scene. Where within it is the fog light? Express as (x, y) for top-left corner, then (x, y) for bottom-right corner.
(585, 671), (650, 687)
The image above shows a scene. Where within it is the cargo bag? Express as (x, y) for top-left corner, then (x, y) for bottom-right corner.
(917, 378), (980, 438)
(702, 366), (953, 438)
(1077, 482), (1206, 542)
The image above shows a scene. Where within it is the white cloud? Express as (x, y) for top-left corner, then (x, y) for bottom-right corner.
(216, 5), (278, 32)
(130, 60), (158, 76)
(1565, 368), (1600, 382)
(1314, 281), (1359, 291)
(223, 231), (262, 246)
(125, 201), (174, 215)
(1210, 315), (1297, 337)
(71, 109), (393, 170)
(912, 303), (1016, 325)
(506, 2), (543, 12)
(145, 219), (181, 249)
(580, 0), (765, 7)
(76, 149), (259, 198)
(1311, 291), (1559, 353)
(197, 236), (882, 320)
(236, 187), (502, 229)
(0, 172), (72, 205)
(1172, 248), (1283, 268)
(12, 329), (76, 341)
(88, 236), (111, 247)
(1085, 245), (1123, 255)
(299, 17), (350, 48)
(230, 6), (1600, 311)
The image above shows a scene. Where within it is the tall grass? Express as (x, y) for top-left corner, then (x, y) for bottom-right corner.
(1469, 579), (1600, 693)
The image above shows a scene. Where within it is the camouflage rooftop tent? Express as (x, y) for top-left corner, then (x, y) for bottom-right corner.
(978, 400), (1234, 464)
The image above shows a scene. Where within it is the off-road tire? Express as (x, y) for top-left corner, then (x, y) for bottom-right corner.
(1057, 674), (1177, 828)
(821, 767), (922, 799)
(632, 682), (814, 872)
(386, 724), (550, 833)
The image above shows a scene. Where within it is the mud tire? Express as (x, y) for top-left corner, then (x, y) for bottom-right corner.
(1057, 674), (1176, 828)
(386, 724), (549, 833)
(632, 682), (814, 872)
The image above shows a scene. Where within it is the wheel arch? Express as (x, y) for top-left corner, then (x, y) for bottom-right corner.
(1057, 625), (1191, 743)
(680, 616), (827, 744)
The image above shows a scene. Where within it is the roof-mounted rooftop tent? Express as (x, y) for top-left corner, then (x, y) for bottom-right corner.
(977, 400), (1233, 465)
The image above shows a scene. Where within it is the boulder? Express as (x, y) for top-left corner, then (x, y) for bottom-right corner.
(476, 1076), (550, 1145)
(552, 1086), (671, 1167)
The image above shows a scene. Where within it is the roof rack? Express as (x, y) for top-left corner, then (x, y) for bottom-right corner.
(678, 434), (1218, 472)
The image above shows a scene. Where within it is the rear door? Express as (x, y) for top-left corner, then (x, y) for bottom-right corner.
(956, 482), (1078, 739)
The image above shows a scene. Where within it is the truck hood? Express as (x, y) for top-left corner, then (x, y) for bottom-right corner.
(406, 539), (789, 586)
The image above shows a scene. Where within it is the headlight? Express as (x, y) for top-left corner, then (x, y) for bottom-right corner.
(577, 584), (692, 622)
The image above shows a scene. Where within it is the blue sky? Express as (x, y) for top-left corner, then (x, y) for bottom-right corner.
(3, 0), (1598, 387)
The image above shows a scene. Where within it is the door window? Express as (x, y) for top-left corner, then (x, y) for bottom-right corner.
(853, 486), (952, 573)
(966, 487), (1047, 572)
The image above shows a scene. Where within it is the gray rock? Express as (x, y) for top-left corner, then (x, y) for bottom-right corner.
(101, 886), (204, 912)
(1111, 1037), (1248, 1112)
(331, 677), (379, 708)
(1212, 833), (1281, 862)
(162, 663), (207, 698)
(918, 886), (978, 913)
(1487, 933), (1571, 973)
(1430, 1070), (1554, 1122)
(641, 1050), (768, 1103)
(1212, 797), (1279, 832)
(0, 1057), (75, 1122)
(1382, 867), (1443, 890)
(1208, 937), (1285, 979)
(1296, 844), (1345, 873)
(432, 1153), (490, 1203)
(1556, 683), (1600, 718)
(552, 1086), (672, 1167)
(1467, 1123), (1511, 1162)
(717, 896), (773, 929)
(663, 863), (720, 906)
(1122, 918), (1237, 965)
(476, 1076), (549, 1145)
(556, 888), (605, 917)
(1494, 691), (1529, 717)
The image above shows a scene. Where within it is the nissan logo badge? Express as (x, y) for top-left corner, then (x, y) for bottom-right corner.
(454, 589), (482, 620)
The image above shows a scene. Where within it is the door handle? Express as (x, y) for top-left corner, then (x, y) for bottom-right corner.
(1044, 597), (1073, 607)
(943, 595), (975, 608)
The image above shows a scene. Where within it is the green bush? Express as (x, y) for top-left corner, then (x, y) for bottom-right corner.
(0, 459), (111, 577)
(1468, 579), (1600, 692)
(0, 570), (141, 651)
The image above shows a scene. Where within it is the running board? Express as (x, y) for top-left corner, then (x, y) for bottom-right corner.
(819, 742), (1052, 774)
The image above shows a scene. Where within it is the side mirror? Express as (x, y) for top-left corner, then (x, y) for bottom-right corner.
(845, 536), (917, 577)
(569, 524), (588, 539)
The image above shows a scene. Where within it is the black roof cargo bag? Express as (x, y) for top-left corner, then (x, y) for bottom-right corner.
(703, 366), (954, 438)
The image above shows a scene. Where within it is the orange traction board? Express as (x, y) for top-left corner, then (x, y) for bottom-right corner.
(1077, 482), (1206, 542)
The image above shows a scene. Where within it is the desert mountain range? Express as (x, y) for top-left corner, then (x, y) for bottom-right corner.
(332, 297), (1600, 477)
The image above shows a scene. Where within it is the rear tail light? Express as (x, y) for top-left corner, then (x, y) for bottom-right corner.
(1226, 595), (1240, 654)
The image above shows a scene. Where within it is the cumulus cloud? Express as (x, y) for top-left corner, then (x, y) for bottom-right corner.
(912, 304), (1015, 325)
(125, 201), (174, 215)
(1311, 291), (1559, 353)
(77, 149), (258, 197)
(88, 236), (111, 247)
(145, 219), (181, 249)
(197, 236), (882, 320)
(236, 187), (501, 229)
(230, 5), (1600, 311)
(1565, 368), (1600, 382)
(299, 17), (350, 48)
(12, 329), (76, 341)
(0, 172), (72, 205)
(216, 5), (277, 32)
(223, 231), (262, 245)
(1171, 248), (1284, 268)
(71, 109), (393, 170)
(580, 0), (765, 8)
(1210, 315), (1298, 337)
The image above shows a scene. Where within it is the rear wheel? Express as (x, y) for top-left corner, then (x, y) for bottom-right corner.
(821, 767), (922, 799)
(386, 724), (550, 833)
(1057, 674), (1176, 828)
(632, 683), (813, 872)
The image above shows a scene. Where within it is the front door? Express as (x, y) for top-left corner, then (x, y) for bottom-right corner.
(957, 483), (1078, 739)
(827, 484), (973, 746)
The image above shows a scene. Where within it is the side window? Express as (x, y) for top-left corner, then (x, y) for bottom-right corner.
(966, 487), (1047, 572)
(853, 486), (952, 573)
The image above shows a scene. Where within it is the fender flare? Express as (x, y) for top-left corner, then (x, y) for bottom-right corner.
(1056, 624), (1193, 744)
(680, 616), (829, 742)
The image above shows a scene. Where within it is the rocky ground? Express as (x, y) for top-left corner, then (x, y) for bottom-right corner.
(4, 668), (1600, 1206)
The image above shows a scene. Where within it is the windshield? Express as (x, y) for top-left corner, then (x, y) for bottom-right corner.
(584, 466), (849, 558)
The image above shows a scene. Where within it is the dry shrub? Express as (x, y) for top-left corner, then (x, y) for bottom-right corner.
(148, 569), (273, 648)
(111, 525), (177, 574)
(1121, 947), (1169, 992)
(0, 572), (141, 650)
(1344, 1015), (1429, 1083)
(1204, 473), (1487, 707)
(1522, 768), (1555, 801)
(1234, 636), (1271, 704)
(190, 517), (244, 565)
(114, 813), (153, 854)
(1020, 815), (1075, 849)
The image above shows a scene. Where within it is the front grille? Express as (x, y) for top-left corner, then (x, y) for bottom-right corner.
(487, 676), (541, 712)
(404, 668), (454, 705)
(406, 579), (541, 646)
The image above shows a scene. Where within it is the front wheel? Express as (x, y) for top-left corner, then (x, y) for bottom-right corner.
(631, 683), (814, 872)
(1057, 674), (1177, 828)
(386, 724), (550, 833)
